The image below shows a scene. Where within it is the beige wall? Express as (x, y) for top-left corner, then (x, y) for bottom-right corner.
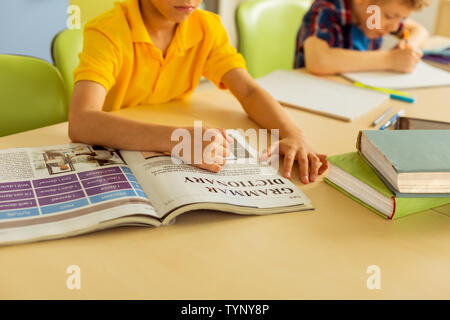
(410, 0), (439, 34)
(435, 0), (450, 36)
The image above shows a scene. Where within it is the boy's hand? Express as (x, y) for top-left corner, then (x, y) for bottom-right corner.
(388, 47), (423, 73)
(182, 126), (231, 173)
(261, 131), (328, 184)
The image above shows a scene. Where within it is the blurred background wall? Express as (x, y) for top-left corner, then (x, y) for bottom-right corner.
(0, 0), (444, 63)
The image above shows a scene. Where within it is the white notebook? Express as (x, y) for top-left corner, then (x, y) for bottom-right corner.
(344, 61), (450, 89)
(256, 70), (388, 122)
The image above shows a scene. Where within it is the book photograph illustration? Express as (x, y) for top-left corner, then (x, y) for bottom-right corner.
(35, 145), (125, 176)
(0, 130), (313, 246)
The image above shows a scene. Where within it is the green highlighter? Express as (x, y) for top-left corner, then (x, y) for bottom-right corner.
(354, 82), (415, 103)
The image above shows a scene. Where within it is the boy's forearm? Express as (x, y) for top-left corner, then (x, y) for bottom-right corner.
(308, 47), (392, 74)
(69, 110), (177, 152)
(239, 86), (302, 139)
(223, 69), (301, 138)
(304, 37), (392, 74)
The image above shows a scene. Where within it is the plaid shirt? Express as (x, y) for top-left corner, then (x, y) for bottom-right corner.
(294, 0), (395, 68)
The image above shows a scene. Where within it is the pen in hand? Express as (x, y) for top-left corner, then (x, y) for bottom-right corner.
(403, 29), (410, 49)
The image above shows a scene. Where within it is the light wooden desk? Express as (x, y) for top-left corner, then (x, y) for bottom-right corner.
(1, 72), (450, 299)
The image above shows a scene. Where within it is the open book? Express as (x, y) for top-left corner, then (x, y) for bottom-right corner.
(0, 131), (313, 246)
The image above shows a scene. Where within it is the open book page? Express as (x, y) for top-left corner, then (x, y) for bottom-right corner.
(343, 61), (450, 89)
(0, 143), (158, 245)
(120, 131), (312, 220)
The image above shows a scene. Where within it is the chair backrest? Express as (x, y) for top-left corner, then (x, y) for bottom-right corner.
(0, 55), (68, 137)
(237, 0), (312, 78)
(69, 0), (116, 25)
(51, 29), (84, 101)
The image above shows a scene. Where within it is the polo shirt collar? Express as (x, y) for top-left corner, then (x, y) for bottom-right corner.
(174, 14), (203, 53)
(126, 0), (203, 53)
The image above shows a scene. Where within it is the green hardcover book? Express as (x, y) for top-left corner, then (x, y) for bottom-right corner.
(324, 152), (450, 220)
(357, 130), (450, 194)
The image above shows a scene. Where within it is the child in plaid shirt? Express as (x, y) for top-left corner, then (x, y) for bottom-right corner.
(295, 0), (429, 74)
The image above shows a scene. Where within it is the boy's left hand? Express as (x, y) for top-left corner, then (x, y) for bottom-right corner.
(261, 131), (328, 184)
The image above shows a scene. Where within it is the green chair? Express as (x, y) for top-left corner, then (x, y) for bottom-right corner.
(51, 29), (84, 101)
(0, 55), (68, 137)
(237, 0), (312, 78)
(69, 0), (115, 25)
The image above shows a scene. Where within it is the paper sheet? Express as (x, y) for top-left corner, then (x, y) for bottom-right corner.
(257, 70), (388, 122)
(344, 61), (450, 89)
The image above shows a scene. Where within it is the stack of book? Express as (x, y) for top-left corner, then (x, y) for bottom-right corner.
(324, 130), (450, 220)
(423, 45), (450, 71)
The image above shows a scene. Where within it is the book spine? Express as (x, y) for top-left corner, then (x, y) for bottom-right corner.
(356, 130), (363, 151)
(390, 196), (396, 220)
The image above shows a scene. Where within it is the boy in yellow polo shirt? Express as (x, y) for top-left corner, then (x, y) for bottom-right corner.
(69, 0), (328, 184)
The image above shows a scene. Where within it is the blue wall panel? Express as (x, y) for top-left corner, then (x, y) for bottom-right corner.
(0, 0), (68, 62)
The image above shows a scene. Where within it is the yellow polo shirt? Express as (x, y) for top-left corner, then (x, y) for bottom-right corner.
(74, 0), (247, 111)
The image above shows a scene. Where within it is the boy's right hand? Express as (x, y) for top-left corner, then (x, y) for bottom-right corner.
(172, 126), (231, 173)
(388, 47), (423, 73)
